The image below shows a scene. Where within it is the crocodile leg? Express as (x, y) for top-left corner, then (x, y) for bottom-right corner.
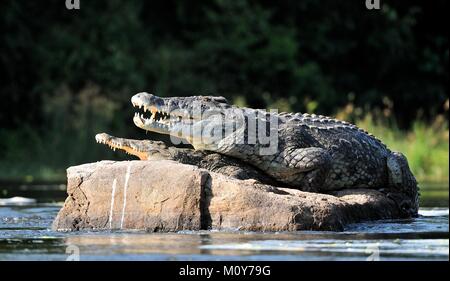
(386, 151), (420, 217)
(271, 147), (332, 192)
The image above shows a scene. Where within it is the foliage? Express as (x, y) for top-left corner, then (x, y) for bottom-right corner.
(0, 0), (447, 183)
(335, 100), (449, 183)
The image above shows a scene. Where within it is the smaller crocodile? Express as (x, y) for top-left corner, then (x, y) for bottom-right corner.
(95, 133), (277, 184)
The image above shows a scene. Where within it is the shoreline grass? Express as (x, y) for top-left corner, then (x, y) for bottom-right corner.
(0, 105), (448, 185)
(346, 110), (449, 184)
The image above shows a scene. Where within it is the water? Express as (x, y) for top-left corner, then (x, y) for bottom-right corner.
(0, 183), (448, 261)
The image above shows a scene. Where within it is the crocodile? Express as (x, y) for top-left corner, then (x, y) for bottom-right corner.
(95, 132), (277, 185)
(97, 92), (419, 217)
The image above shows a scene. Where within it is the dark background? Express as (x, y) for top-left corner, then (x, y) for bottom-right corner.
(0, 0), (448, 181)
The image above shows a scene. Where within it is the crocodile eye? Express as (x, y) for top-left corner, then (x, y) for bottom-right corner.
(212, 97), (229, 104)
(203, 96), (228, 104)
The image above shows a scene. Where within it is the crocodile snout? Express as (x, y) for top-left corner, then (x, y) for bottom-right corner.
(131, 92), (165, 108)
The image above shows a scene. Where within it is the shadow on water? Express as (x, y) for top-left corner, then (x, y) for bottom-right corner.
(0, 181), (448, 261)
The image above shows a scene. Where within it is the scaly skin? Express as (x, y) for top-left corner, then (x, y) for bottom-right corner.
(95, 133), (278, 184)
(97, 92), (420, 217)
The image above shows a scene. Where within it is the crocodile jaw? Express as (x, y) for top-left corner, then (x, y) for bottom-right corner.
(131, 92), (229, 149)
(132, 106), (200, 146)
(132, 113), (172, 136)
(95, 133), (150, 160)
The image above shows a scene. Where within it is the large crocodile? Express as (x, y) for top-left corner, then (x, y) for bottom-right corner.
(96, 92), (419, 217)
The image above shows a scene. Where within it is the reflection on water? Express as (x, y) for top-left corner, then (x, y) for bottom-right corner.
(0, 203), (447, 261)
(419, 182), (449, 207)
(0, 182), (448, 261)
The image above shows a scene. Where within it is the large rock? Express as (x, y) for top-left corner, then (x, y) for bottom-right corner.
(53, 160), (402, 232)
(53, 160), (207, 232)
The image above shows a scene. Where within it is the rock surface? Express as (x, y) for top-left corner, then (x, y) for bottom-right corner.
(53, 160), (402, 232)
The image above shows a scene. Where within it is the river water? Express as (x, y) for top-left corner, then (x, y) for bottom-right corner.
(0, 183), (448, 261)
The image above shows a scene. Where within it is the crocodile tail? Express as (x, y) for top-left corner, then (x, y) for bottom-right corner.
(386, 152), (420, 217)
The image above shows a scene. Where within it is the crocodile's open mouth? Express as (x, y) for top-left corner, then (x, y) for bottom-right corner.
(131, 92), (235, 148)
(131, 92), (199, 142)
(95, 133), (123, 151)
(132, 105), (173, 132)
(132, 94), (181, 135)
(95, 133), (150, 160)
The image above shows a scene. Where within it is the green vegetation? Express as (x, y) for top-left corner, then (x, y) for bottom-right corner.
(334, 101), (449, 183)
(0, 1), (447, 188)
(357, 115), (448, 183)
(0, 86), (128, 182)
(0, 95), (448, 184)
